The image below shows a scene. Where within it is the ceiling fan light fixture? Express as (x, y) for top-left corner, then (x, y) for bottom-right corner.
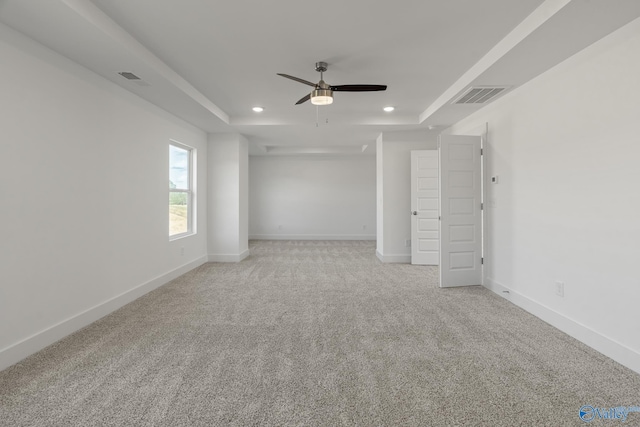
(311, 89), (333, 105)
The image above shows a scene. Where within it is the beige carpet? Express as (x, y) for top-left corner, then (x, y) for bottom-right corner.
(1, 240), (639, 426)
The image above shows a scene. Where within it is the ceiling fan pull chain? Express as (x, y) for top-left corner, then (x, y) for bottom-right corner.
(316, 105), (319, 127)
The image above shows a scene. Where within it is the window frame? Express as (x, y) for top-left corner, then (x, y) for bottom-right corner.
(169, 140), (195, 240)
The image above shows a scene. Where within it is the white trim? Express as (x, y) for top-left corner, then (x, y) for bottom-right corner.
(0, 255), (208, 372)
(484, 278), (640, 375)
(249, 234), (376, 241)
(375, 250), (411, 264)
(208, 249), (250, 263)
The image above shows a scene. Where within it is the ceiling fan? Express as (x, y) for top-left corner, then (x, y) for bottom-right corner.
(277, 62), (387, 106)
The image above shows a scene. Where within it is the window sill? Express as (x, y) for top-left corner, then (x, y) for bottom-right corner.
(169, 231), (195, 242)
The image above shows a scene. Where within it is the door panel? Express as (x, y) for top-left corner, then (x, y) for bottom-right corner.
(439, 135), (482, 287)
(411, 150), (439, 265)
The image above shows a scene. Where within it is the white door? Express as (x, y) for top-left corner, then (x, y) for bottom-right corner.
(439, 135), (482, 287)
(411, 150), (439, 265)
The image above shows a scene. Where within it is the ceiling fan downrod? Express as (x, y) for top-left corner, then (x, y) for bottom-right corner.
(315, 61), (328, 79)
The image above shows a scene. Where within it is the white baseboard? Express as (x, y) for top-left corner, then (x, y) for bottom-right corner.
(0, 255), (208, 372)
(208, 249), (250, 263)
(376, 250), (411, 264)
(485, 278), (640, 375)
(249, 234), (376, 241)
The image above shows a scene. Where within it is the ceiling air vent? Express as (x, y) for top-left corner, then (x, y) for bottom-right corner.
(452, 86), (509, 104)
(117, 72), (150, 86)
(118, 71), (141, 80)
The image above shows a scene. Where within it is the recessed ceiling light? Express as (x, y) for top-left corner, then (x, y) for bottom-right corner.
(383, 106), (395, 112)
(252, 107), (264, 113)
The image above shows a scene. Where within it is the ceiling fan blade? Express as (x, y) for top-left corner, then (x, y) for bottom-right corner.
(277, 73), (318, 88)
(330, 84), (387, 92)
(295, 93), (311, 105)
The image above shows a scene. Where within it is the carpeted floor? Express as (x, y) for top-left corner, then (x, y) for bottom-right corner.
(1, 240), (639, 426)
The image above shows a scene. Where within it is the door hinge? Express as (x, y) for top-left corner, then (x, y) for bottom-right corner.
(481, 202), (484, 210)
(480, 148), (483, 155)
(481, 257), (484, 265)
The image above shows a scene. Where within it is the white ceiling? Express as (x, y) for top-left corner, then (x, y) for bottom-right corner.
(2, 0), (640, 155)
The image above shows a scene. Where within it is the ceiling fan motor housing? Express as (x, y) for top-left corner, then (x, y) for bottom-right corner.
(315, 62), (328, 73)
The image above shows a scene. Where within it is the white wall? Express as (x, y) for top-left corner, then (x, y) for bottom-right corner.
(207, 133), (249, 261)
(249, 155), (376, 240)
(0, 24), (209, 371)
(376, 131), (437, 262)
(448, 16), (640, 373)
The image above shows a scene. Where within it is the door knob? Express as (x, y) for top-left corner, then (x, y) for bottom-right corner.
(412, 211), (418, 215)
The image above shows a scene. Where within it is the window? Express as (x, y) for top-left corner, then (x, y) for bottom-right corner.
(169, 141), (194, 238)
